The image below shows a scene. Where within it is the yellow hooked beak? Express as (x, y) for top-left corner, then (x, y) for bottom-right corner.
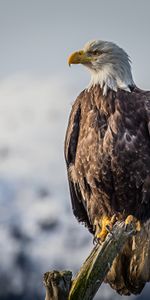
(68, 50), (93, 66)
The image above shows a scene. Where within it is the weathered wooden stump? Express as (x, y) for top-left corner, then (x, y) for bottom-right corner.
(43, 221), (136, 300)
(43, 270), (72, 300)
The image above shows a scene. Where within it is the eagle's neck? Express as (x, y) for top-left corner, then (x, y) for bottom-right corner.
(87, 64), (135, 96)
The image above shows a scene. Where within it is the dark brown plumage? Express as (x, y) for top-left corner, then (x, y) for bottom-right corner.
(65, 85), (150, 295)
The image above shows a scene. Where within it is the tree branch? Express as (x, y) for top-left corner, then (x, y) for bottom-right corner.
(43, 221), (135, 300)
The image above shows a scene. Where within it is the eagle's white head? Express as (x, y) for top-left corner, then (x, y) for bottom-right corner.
(68, 40), (135, 95)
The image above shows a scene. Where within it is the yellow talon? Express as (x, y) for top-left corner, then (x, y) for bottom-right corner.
(96, 216), (110, 241)
(125, 215), (141, 232)
(125, 215), (134, 225)
(95, 215), (117, 242)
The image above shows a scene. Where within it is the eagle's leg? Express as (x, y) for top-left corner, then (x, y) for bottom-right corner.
(125, 215), (141, 232)
(94, 215), (117, 242)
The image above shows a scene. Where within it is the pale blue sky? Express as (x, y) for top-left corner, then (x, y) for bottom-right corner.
(0, 0), (150, 90)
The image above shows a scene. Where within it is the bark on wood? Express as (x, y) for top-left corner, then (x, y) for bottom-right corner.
(43, 221), (135, 300)
(43, 270), (72, 300)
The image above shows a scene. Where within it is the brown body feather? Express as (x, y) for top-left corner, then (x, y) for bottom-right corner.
(65, 85), (150, 295)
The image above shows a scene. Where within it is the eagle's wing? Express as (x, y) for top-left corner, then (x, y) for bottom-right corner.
(106, 89), (150, 295)
(64, 92), (93, 233)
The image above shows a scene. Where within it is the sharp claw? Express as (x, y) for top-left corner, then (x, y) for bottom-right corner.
(93, 236), (98, 245)
(125, 223), (129, 230)
(106, 224), (111, 232)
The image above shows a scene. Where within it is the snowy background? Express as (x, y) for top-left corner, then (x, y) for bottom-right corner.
(1, 1), (150, 299)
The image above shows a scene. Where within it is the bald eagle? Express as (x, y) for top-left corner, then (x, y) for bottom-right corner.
(65, 40), (150, 295)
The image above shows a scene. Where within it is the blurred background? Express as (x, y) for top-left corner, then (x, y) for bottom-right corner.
(0, 1), (150, 299)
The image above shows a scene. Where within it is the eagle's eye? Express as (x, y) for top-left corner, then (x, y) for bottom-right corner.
(87, 50), (101, 56)
(92, 50), (100, 55)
